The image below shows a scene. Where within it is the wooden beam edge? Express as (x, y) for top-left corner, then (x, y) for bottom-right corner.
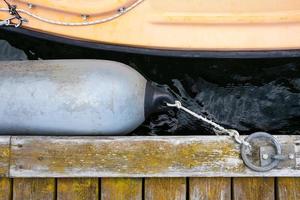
(0, 135), (298, 177)
(0, 136), (11, 177)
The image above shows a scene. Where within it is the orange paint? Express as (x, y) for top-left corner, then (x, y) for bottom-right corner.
(1, 0), (300, 50)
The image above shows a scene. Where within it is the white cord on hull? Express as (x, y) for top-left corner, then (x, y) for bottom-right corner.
(0, 0), (144, 26)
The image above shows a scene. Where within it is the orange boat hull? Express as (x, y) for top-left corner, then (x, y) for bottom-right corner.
(1, 0), (300, 51)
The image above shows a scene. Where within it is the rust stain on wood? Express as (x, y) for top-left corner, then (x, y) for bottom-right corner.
(13, 178), (55, 200)
(101, 178), (142, 200)
(233, 178), (275, 200)
(57, 178), (99, 200)
(0, 178), (11, 200)
(0, 137), (10, 177)
(189, 177), (231, 200)
(277, 178), (300, 200)
(145, 178), (186, 200)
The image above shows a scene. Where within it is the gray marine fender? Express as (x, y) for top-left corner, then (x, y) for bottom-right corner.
(0, 59), (174, 135)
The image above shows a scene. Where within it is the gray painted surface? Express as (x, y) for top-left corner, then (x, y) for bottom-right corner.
(0, 40), (27, 61)
(0, 60), (146, 135)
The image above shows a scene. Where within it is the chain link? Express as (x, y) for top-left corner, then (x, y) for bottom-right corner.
(0, 0), (27, 27)
(167, 100), (250, 146)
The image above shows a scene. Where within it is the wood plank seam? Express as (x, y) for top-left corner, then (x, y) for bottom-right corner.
(55, 178), (58, 200)
(142, 178), (145, 200)
(186, 177), (189, 200)
(275, 177), (278, 200)
(98, 178), (101, 200)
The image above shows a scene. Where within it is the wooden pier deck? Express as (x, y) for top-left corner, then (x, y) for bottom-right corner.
(0, 177), (299, 199)
(0, 135), (299, 200)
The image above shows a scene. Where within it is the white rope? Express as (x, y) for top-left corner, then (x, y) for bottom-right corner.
(0, 0), (144, 26)
(167, 101), (226, 131)
(167, 100), (250, 146)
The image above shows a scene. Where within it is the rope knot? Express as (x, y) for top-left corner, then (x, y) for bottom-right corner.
(166, 100), (182, 109)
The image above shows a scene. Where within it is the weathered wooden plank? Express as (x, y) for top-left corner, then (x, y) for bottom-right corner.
(13, 178), (55, 200)
(189, 177), (231, 200)
(0, 137), (10, 177)
(0, 178), (11, 200)
(144, 178), (186, 200)
(101, 178), (142, 200)
(57, 178), (98, 200)
(277, 178), (300, 200)
(233, 178), (275, 200)
(8, 135), (300, 177)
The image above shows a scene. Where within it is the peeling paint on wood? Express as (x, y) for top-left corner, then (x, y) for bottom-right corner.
(233, 178), (275, 200)
(3, 135), (300, 177)
(13, 178), (55, 200)
(277, 178), (300, 200)
(0, 137), (10, 177)
(189, 177), (231, 200)
(0, 178), (11, 200)
(145, 178), (186, 200)
(57, 178), (99, 200)
(101, 178), (142, 200)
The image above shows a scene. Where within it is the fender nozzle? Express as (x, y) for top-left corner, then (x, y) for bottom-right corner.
(144, 81), (175, 118)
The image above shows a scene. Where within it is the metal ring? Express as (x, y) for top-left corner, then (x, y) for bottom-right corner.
(241, 132), (282, 172)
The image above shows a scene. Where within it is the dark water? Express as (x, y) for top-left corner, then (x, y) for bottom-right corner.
(0, 30), (300, 135)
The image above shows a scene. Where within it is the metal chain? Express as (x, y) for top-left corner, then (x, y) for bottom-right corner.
(167, 100), (250, 146)
(0, 0), (27, 27)
(0, 0), (144, 26)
